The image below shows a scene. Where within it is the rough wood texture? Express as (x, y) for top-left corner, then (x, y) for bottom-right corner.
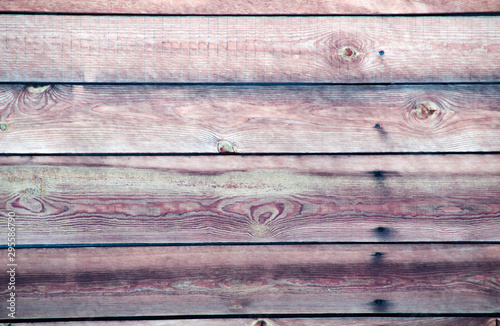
(1, 245), (499, 318)
(1, 84), (500, 153)
(1, 155), (499, 244)
(11, 318), (500, 326)
(0, 15), (499, 83)
(2, 0), (500, 14)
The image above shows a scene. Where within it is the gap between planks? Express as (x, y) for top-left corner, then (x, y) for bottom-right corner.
(5, 318), (500, 326)
(1, 0), (500, 14)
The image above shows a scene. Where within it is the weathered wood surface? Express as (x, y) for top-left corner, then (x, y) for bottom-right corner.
(0, 16), (499, 83)
(1, 155), (499, 244)
(1, 245), (499, 318)
(2, 84), (500, 153)
(11, 318), (500, 326)
(2, 0), (500, 14)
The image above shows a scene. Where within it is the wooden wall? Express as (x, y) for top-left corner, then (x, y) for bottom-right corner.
(0, 1), (499, 325)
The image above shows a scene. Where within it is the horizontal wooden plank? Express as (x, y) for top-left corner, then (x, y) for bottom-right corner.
(11, 318), (500, 326)
(2, 84), (500, 153)
(1, 244), (499, 318)
(0, 16), (498, 83)
(2, 0), (500, 14)
(1, 155), (499, 244)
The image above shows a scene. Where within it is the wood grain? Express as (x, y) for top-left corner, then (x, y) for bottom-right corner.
(10, 318), (500, 326)
(2, 84), (500, 153)
(2, 0), (500, 14)
(1, 245), (499, 318)
(0, 16), (499, 83)
(1, 155), (499, 244)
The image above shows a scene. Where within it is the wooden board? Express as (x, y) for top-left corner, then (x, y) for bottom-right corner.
(1, 155), (499, 244)
(0, 85), (500, 153)
(0, 16), (499, 83)
(2, 84), (500, 153)
(1, 244), (499, 318)
(10, 318), (500, 326)
(2, 0), (500, 14)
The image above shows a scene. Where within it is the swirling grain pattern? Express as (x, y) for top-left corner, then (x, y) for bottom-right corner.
(1, 155), (499, 244)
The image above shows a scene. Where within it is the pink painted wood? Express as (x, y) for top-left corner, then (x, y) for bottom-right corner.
(0, 16), (498, 83)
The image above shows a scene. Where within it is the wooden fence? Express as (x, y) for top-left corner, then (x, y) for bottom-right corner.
(0, 1), (499, 325)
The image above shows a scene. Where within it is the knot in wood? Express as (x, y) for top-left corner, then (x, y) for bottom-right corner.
(0, 123), (8, 131)
(416, 101), (439, 119)
(402, 97), (453, 131)
(339, 46), (358, 60)
(252, 320), (269, 326)
(486, 319), (499, 326)
(19, 84), (58, 115)
(217, 140), (236, 153)
(26, 85), (51, 94)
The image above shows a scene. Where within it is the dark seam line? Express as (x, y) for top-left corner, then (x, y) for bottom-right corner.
(2, 152), (500, 157)
(1, 12), (500, 17)
(2, 313), (500, 323)
(2, 81), (500, 86)
(3, 241), (500, 249)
